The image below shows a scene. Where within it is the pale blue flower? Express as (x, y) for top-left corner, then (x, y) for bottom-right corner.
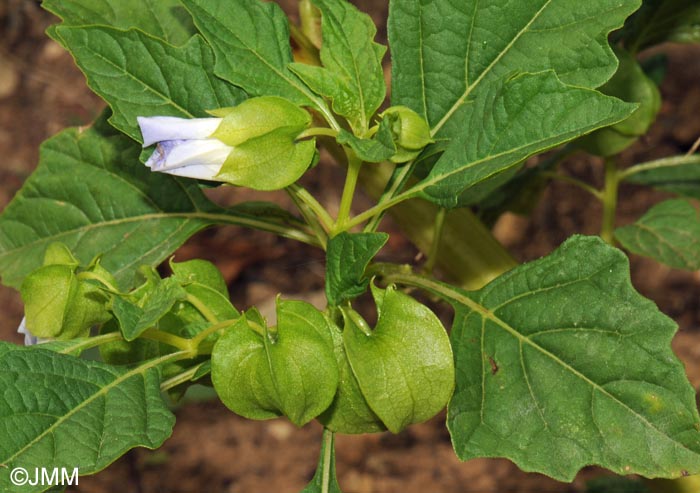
(137, 116), (233, 180)
(17, 317), (49, 346)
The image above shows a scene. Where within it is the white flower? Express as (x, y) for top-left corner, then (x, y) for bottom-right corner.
(137, 116), (233, 180)
(17, 317), (50, 346)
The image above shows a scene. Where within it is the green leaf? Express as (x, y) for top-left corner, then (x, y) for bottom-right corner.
(182, 0), (317, 108)
(170, 258), (228, 297)
(0, 117), (214, 291)
(335, 117), (396, 164)
(444, 235), (700, 480)
(623, 155), (700, 199)
(325, 232), (388, 305)
(0, 343), (175, 493)
(54, 26), (245, 142)
(412, 71), (635, 207)
(217, 129), (316, 190)
(615, 199), (700, 270)
(113, 277), (187, 341)
(577, 48), (660, 157)
(620, 0), (700, 52)
(289, 0), (386, 133)
(301, 430), (342, 493)
(43, 0), (195, 45)
(389, 0), (640, 137)
(342, 286), (454, 433)
(211, 301), (339, 427)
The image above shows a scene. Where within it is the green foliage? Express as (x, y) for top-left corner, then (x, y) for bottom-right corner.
(0, 117), (213, 290)
(301, 430), (342, 493)
(43, 0), (195, 45)
(615, 199), (700, 270)
(54, 26), (245, 142)
(446, 236), (700, 481)
(325, 232), (388, 305)
(0, 343), (175, 493)
(578, 48), (660, 157)
(3, 0), (700, 491)
(289, 0), (386, 133)
(389, 0), (639, 136)
(620, 0), (700, 52)
(414, 71), (635, 207)
(182, 0), (318, 108)
(623, 155), (700, 199)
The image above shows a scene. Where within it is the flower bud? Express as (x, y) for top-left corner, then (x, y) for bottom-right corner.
(381, 106), (433, 162)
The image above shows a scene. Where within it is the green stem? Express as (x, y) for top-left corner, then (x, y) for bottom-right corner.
(541, 171), (603, 200)
(363, 161), (414, 233)
(286, 184), (333, 248)
(141, 328), (195, 354)
(297, 127), (339, 140)
(334, 150), (364, 233)
(186, 293), (220, 324)
(178, 211), (320, 247)
(160, 363), (207, 392)
(618, 154), (700, 181)
(58, 331), (124, 355)
(600, 157), (620, 245)
(76, 271), (121, 293)
(189, 318), (240, 348)
(321, 428), (334, 493)
(344, 188), (417, 231)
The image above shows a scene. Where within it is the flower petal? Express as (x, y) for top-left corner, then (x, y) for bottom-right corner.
(144, 139), (233, 180)
(137, 116), (222, 147)
(18, 317), (39, 346)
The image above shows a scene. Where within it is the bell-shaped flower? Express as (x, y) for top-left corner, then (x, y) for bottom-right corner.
(138, 116), (233, 180)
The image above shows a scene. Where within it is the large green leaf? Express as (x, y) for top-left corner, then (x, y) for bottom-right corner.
(389, 0), (639, 136)
(441, 235), (700, 480)
(615, 199), (700, 270)
(182, 0), (319, 108)
(289, 0), (386, 133)
(54, 26), (245, 142)
(0, 343), (175, 493)
(43, 0), (195, 45)
(623, 155), (700, 199)
(0, 117), (299, 291)
(620, 0), (700, 52)
(410, 71), (635, 207)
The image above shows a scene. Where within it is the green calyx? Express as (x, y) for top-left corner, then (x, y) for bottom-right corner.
(209, 96), (317, 190)
(335, 285), (454, 433)
(381, 106), (433, 163)
(20, 243), (113, 340)
(211, 299), (339, 427)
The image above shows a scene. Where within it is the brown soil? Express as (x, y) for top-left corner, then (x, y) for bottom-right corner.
(1, 2), (699, 493)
